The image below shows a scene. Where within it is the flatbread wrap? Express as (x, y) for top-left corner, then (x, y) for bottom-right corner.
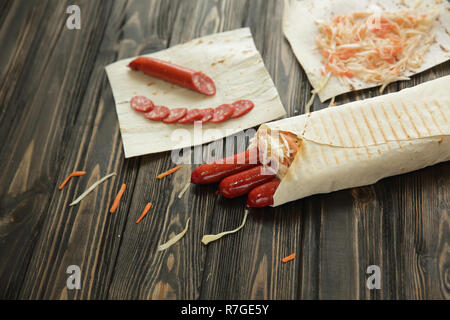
(259, 75), (450, 206)
(191, 75), (450, 207)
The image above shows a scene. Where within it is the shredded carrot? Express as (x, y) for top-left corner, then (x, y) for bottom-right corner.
(58, 171), (86, 190)
(136, 202), (152, 223)
(109, 183), (126, 213)
(156, 165), (183, 179)
(282, 253), (296, 263)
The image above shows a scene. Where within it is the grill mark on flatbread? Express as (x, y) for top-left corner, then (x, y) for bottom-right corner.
(433, 99), (448, 124)
(317, 114), (332, 145)
(389, 102), (410, 139)
(310, 117), (330, 166)
(411, 102), (432, 136)
(360, 108), (383, 155)
(380, 103), (403, 148)
(318, 114), (340, 164)
(368, 104), (392, 151)
(400, 101), (421, 138)
(349, 108), (371, 158)
(360, 109), (377, 144)
(423, 101), (443, 134)
(328, 112), (350, 161)
(337, 112), (361, 160)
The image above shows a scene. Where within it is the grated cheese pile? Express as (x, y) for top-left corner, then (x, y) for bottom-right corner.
(315, 9), (437, 92)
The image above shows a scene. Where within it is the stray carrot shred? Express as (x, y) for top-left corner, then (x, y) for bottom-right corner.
(282, 253), (296, 263)
(110, 183), (126, 213)
(157, 165), (183, 179)
(58, 171), (86, 190)
(136, 202), (152, 224)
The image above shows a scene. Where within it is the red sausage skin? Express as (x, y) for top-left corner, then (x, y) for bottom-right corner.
(128, 57), (216, 96)
(191, 149), (259, 184)
(219, 165), (276, 199)
(246, 179), (281, 207)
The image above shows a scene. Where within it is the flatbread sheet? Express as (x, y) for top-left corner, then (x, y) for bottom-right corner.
(283, 0), (450, 102)
(105, 28), (286, 158)
(259, 75), (450, 206)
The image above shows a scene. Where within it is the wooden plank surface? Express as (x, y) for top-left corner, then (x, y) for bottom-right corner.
(0, 0), (449, 300)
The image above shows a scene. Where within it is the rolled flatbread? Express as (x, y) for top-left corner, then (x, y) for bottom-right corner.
(283, 0), (450, 102)
(256, 75), (449, 206)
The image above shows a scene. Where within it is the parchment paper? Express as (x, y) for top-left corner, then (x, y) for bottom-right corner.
(106, 28), (286, 158)
(283, 0), (450, 101)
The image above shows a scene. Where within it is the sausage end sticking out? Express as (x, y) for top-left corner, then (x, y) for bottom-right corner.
(246, 178), (281, 207)
(219, 165), (276, 199)
(191, 149), (259, 184)
(191, 131), (298, 207)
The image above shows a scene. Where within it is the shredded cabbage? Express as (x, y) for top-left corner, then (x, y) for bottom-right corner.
(201, 210), (248, 245)
(315, 9), (437, 92)
(158, 218), (190, 251)
(69, 173), (116, 206)
(255, 130), (300, 179)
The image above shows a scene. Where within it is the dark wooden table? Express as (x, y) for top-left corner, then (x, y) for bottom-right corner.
(0, 0), (449, 300)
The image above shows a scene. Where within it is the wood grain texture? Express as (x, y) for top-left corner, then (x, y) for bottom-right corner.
(0, 0), (449, 300)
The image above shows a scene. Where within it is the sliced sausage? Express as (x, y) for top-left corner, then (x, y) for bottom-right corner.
(210, 104), (235, 123)
(178, 109), (203, 124)
(130, 96), (154, 113)
(231, 100), (254, 118)
(162, 108), (187, 123)
(218, 165), (276, 198)
(246, 178), (281, 207)
(128, 57), (216, 96)
(144, 106), (170, 121)
(198, 108), (214, 124)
